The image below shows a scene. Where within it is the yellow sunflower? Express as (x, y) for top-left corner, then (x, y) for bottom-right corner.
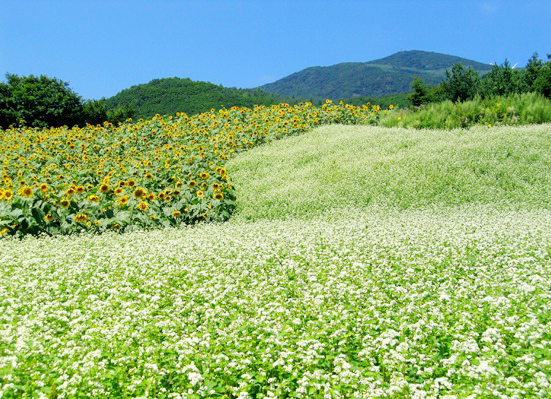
(3, 190), (13, 201)
(99, 184), (110, 193)
(117, 195), (130, 206)
(172, 210), (182, 218)
(133, 187), (147, 199)
(75, 213), (88, 223)
(19, 186), (34, 198)
(137, 201), (148, 211)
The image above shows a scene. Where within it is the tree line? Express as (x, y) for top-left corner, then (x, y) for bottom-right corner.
(0, 73), (135, 129)
(408, 52), (551, 106)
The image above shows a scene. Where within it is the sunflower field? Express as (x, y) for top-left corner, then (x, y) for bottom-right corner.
(0, 101), (385, 237)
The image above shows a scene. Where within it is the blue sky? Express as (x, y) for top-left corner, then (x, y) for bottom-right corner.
(1, 0), (550, 100)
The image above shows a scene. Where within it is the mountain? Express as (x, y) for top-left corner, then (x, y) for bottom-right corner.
(104, 77), (300, 119)
(258, 50), (493, 99)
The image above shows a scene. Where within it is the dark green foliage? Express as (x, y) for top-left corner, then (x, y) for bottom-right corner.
(259, 50), (492, 100)
(0, 73), (84, 128)
(440, 63), (481, 103)
(524, 52), (544, 89)
(534, 54), (551, 98)
(480, 60), (527, 97)
(0, 74), (136, 129)
(342, 93), (411, 109)
(82, 99), (135, 126)
(408, 76), (434, 106)
(366, 50), (494, 71)
(104, 78), (300, 119)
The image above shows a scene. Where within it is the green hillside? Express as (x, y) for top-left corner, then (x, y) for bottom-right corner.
(104, 77), (299, 119)
(259, 50), (493, 99)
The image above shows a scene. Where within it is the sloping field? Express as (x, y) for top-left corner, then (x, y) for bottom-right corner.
(226, 124), (551, 220)
(1, 124), (550, 398)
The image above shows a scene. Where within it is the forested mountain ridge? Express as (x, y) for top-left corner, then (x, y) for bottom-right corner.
(104, 77), (299, 119)
(258, 50), (493, 99)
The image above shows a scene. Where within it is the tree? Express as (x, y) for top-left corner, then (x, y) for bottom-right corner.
(533, 53), (551, 98)
(524, 52), (544, 90)
(82, 99), (135, 125)
(440, 63), (480, 102)
(408, 76), (433, 106)
(0, 73), (84, 128)
(480, 59), (527, 97)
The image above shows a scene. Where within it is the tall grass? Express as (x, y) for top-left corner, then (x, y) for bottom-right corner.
(377, 92), (551, 129)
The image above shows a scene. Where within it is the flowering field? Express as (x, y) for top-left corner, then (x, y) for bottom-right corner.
(1, 118), (550, 398)
(0, 101), (380, 237)
(0, 206), (550, 398)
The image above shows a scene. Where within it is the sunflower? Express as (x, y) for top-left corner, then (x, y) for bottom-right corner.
(3, 190), (13, 201)
(127, 178), (136, 187)
(172, 210), (182, 218)
(45, 213), (54, 222)
(20, 186), (34, 198)
(137, 201), (149, 211)
(214, 192), (224, 200)
(0, 228), (8, 236)
(197, 190), (204, 198)
(87, 194), (100, 203)
(39, 183), (49, 192)
(118, 180), (127, 187)
(60, 199), (70, 208)
(147, 193), (156, 202)
(175, 181), (184, 188)
(76, 186), (85, 193)
(145, 173), (153, 180)
(188, 180), (197, 189)
(133, 187), (147, 199)
(117, 195), (130, 206)
(200, 171), (210, 179)
(99, 184), (110, 193)
(66, 187), (76, 196)
(75, 213), (88, 223)
(114, 187), (125, 196)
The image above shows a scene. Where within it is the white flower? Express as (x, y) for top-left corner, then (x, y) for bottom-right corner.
(187, 371), (203, 386)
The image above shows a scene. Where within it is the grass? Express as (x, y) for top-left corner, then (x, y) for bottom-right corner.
(377, 92), (551, 130)
(1, 124), (551, 398)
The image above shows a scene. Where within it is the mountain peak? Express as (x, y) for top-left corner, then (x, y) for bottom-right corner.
(259, 50), (492, 99)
